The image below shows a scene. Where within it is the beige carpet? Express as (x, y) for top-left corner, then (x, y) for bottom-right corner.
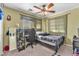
(57, 45), (73, 56)
(3, 44), (73, 56)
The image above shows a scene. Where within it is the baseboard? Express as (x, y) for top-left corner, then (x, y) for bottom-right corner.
(64, 44), (72, 47)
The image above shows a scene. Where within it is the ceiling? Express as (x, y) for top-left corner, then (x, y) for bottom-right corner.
(3, 3), (79, 16)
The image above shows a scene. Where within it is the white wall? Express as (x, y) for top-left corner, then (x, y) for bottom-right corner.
(0, 20), (3, 55)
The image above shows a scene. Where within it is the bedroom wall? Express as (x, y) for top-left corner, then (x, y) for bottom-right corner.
(67, 7), (79, 45)
(3, 7), (21, 48)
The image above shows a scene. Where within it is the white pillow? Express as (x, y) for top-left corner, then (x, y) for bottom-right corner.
(36, 31), (44, 35)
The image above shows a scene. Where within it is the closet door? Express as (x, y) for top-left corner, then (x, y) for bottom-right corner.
(0, 6), (3, 55)
(0, 18), (3, 55)
(9, 27), (16, 51)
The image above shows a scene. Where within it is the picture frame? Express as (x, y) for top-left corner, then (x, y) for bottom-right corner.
(7, 15), (11, 21)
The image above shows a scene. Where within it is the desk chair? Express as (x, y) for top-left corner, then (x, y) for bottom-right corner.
(26, 28), (36, 48)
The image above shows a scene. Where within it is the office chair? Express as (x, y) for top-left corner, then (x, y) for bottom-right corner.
(26, 28), (36, 48)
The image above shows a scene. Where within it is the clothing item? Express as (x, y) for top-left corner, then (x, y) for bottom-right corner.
(0, 8), (3, 20)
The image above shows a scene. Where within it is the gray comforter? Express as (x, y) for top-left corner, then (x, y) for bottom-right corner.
(39, 35), (64, 45)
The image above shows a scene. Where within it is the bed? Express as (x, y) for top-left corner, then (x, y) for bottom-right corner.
(36, 31), (65, 55)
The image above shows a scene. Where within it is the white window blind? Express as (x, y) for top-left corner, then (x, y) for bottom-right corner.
(35, 20), (42, 31)
(21, 16), (34, 29)
(49, 15), (67, 35)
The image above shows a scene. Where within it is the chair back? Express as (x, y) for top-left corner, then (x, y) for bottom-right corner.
(28, 28), (36, 42)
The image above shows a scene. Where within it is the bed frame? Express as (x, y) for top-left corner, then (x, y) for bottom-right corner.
(37, 36), (65, 56)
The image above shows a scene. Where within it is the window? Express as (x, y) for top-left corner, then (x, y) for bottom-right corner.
(22, 20), (34, 29)
(48, 15), (67, 35)
(21, 16), (35, 29)
(35, 20), (42, 31)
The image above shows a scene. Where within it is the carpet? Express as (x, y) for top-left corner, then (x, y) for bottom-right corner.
(3, 44), (73, 56)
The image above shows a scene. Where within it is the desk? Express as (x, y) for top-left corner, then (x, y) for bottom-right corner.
(24, 35), (29, 46)
(24, 35), (29, 40)
(24, 35), (29, 38)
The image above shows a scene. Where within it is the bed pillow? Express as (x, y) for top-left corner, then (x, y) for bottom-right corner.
(39, 32), (50, 36)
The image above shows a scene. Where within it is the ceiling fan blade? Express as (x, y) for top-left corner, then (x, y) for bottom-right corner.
(46, 10), (55, 13)
(35, 11), (42, 13)
(47, 3), (54, 9)
(33, 6), (42, 10)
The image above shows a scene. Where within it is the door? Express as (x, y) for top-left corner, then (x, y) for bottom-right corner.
(0, 7), (3, 55)
(9, 27), (16, 51)
(0, 20), (3, 55)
